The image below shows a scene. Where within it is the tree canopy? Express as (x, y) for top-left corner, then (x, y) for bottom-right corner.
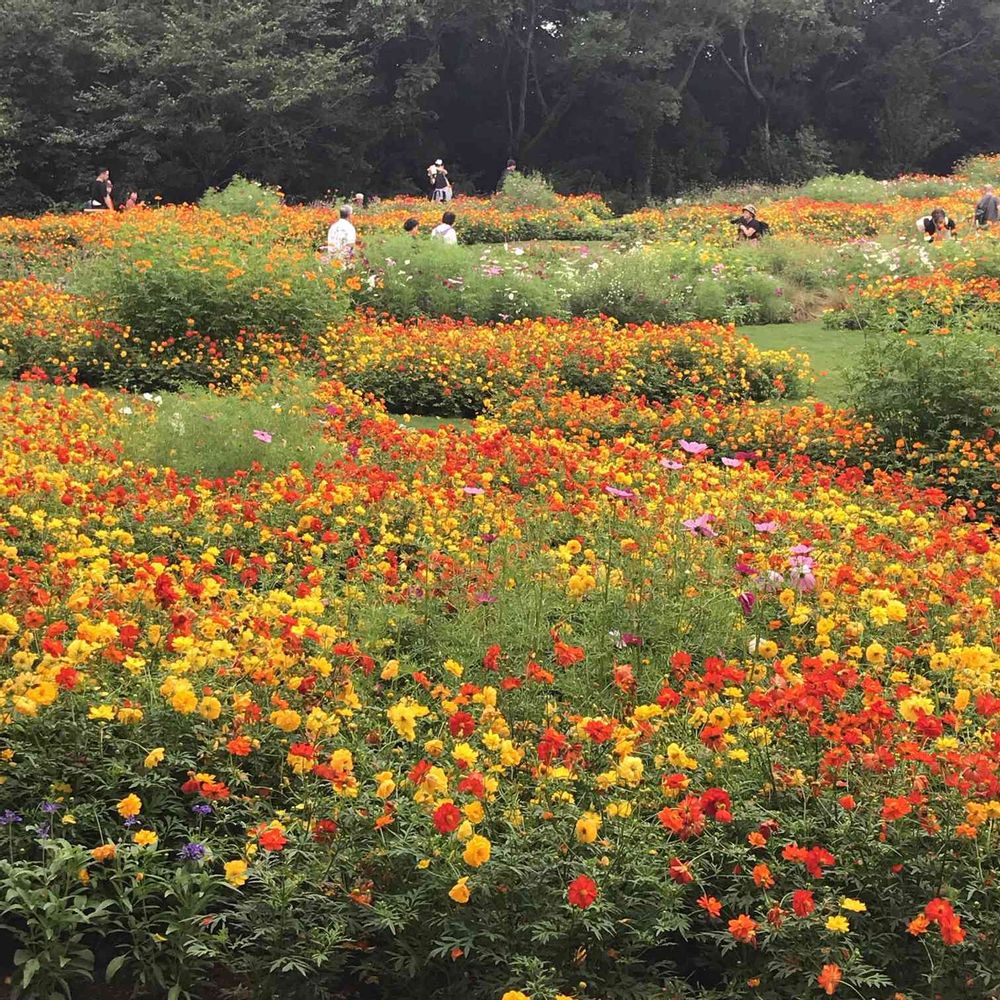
(3, 0), (1000, 210)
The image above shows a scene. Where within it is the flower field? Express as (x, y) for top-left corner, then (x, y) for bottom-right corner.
(3, 159), (1000, 1000)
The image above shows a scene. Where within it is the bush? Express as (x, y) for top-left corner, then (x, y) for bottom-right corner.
(493, 171), (560, 208)
(73, 217), (346, 347)
(955, 153), (1000, 185)
(802, 173), (888, 204)
(847, 329), (1000, 447)
(199, 175), (284, 217)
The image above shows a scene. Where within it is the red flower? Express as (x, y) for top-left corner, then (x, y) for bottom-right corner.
(584, 719), (615, 744)
(697, 894), (722, 918)
(482, 644), (502, 671)
(312, 818), (338, 844)
(55, 666), (80, 690)
(668, 857), (694, 884)
(258, 828), (288, 851)
(448, 711), (475, 738)
(837, 794), (856, 810)
(882, 796), (912, 821)
(458, 772), (486, 799)
(700, 787), (732, 821)
(792, 889), (815, 917)
(432, 802), (462, 834)
(553, 640), (585, 668)
(752, 863), (774, 888)
(567, 875), (598, 909)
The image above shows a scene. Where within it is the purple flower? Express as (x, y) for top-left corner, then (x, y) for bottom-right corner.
(178, 842), (207, 862)
(462, 486), (485, 495)
(480, 532), (498, 544)
(682, 513), (718, 538)
(191, 803), (213, 816)
(124, 816), (140, 828)
(475, 593), (497, 604)
(660, 458), (684, 470)
(252, 429), (273, 444)
(679, 440), (709, 455)
(735, 561), (755, 575)
(753, 520), (778, 533)
(0, 810), (22, 825)
(790, 543), (813, 556)
(604, 486), (635, 499)
(40, 802), (60, 814)
(738, 592), (756, 616)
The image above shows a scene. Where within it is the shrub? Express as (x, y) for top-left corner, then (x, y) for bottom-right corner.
(955, 153), (1000, 185)
(493, 171), (560, 208)
(73, 217), (346, 347)
(847, 329), (1000, 447)
(199, 175), (284, 217)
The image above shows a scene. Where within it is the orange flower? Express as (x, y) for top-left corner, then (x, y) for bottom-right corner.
(752, 863), (774, 888)
(90, 843), (117, 862)
(728, 913), (758, 945)
(817, 963), (842, 995)
(907, 913), (930, 936)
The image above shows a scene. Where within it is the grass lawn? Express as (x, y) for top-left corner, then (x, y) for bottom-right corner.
(741, 319), (868, 404)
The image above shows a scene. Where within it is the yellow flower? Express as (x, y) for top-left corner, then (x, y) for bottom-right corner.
(463, 834), (491, 868)
(116, 793), (142, 818)
(448, 876), (471, 903)
(825, 915), (850, 933)
(270, 708), (301, 732)
(133, 829), (158, 847)
(501, 992), (531, 1000)
(840, 897), (867, 912)
(574, 811), (602, 844)
(224, 859), (249, 886)
(171, 689), (198, 714)
(198, 696), (222, 721)
(144, 747), (165, 769)
(88, 704), (116, 721)
(899, 694), (935, 723)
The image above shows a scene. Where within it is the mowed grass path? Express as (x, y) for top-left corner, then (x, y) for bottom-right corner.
(741, 319), (867, 404)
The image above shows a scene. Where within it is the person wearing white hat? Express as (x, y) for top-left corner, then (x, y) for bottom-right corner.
(428, 159), (450, 202)
(731, 204), (768, 241)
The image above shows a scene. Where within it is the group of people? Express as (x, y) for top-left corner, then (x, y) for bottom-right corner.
(85, 168), (138, 212)
(914, 186), (999, 242)
(323, 205), (459, 260)
(425, 156), (518, 200)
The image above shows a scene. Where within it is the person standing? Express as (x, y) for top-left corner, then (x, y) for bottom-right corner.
(429, 159), (450, 202)
(87, 168), (114, 211)
(975, 186), (1000, 228)
(430, 211), (458, 245)
(325, 205), (357, 260)
(497, 158), (517, 192)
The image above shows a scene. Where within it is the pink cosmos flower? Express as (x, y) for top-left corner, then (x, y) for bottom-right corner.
(721, 457), (743, 468)
(252, 430), (273, 444)
(604, 486), (635, 499)
(679, 440), (709, 455)
(682, 513), (718, 538)
(463, 486), (485, 495)
(753, 520), (778, 533)
(660, 458), (684, 470)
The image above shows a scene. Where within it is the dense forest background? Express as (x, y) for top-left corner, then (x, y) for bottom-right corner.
(2, 0), (1000, 211)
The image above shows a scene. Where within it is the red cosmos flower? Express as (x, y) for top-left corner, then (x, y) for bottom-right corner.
(817, 963), (842, 995)
(200, 781), (230, 801)
(697, 894), (722, 918)
(289, 742), (316, 759)
(448, 711), (475, 738)
(537, 727), (568, 765)
(882, 796), (912, 821)
(782, 842), (835, 878)
(838, 794), (857, 810)
(658, 795), (706, 840)
(458, 772), (486, 799)
(482, 644), (501, 671)
(408, 759), (432, 784)
(752, 863), (774, 888)
(227, 736), (252, 756)
(55, 666), (80, 690)
(612, 663), (635, 692)
(312, 818), (338, 844)
(432, 802), (462, 834)
(553, 640), (585, 668)
(727, 913), (758, 945)
(668, 857), (694, 884)
(258, 828), (288, 851)
(567, 875), (598, 909)
(584, 719), (615, 744)
(700, 788), (732, 822)
(699, 725), (726, 750)
(792, 889), (815, 917)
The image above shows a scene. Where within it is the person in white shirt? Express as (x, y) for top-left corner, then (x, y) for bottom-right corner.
(430, 211), (458, 245)
(325, 206), (357, 260)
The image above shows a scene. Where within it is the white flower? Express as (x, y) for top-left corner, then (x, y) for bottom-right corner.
(119, 406), (133, 415)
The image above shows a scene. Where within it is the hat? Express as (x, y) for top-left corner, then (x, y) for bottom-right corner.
(435, 159), (443, 166)
(742, 205), (756, 216)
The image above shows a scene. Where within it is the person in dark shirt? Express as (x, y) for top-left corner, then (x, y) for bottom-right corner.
(403, 217), (420, 235)
(497, 158), (517, 192)
(974, 186), (999, 228)
(916, 208), (956, 242)
(731, 205), (767, 241)
(87, 168), (114, 211)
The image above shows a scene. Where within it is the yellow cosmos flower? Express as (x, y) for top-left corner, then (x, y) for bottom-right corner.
(224, 859), (249, 886)
(463, 834), (491, 868)
(116, 793), (142, 818)
(574, 811), (602, 844)
(448, 876), (471, 904)
(825, 915), (850, 933)
(144, 747), (165, 769)
(133, 829), (158, 847)
(840, 897), (867, 912)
